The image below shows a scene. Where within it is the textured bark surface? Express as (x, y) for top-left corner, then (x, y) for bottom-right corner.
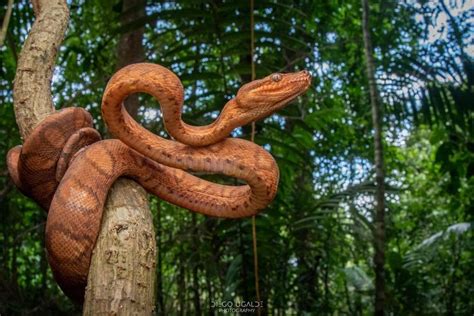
(13, 0), (68, 139)
(83, 179), (156, 315)
(0, 0), (14, 46)
(83, 0), (155, 314)
(361, 0), (386, 315)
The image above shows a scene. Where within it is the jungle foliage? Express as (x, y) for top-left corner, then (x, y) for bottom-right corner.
(0, 0), (473, 314)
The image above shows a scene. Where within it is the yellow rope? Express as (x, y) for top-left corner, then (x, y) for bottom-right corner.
(250, 0), (261, 313)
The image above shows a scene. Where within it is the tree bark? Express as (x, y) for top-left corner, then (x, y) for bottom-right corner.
(0, 0), (14, 47)
(13, 0), (68, 139)
(84, 0), (156, 314)
(12, 1), (155, 314)
(191, 213), (202, 315)
(12, 2), (66, 306)
(361, 0), (386, 315)
(115, 0), (146, 118)
(83, 179), (156, 315)
(155, 204), (165, 314)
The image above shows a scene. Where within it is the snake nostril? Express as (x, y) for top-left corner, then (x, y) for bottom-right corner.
(302, 70), (311, 79)
(301, 70), (311, 81)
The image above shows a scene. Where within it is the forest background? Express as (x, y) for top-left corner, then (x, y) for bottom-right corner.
(0, 0), (472, 315)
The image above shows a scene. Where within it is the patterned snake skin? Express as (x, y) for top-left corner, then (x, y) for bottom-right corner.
(6, 63), (311, 303)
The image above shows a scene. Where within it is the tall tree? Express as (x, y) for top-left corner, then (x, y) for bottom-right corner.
(361, 0), (386, 314)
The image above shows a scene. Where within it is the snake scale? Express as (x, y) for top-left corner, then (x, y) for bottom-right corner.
(6, 63), (311, 303)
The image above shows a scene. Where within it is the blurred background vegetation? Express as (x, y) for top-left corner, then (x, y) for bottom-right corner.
(0, 0), (473, 314)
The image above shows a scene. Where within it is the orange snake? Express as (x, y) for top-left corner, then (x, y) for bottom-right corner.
(6, 63), (311, 302)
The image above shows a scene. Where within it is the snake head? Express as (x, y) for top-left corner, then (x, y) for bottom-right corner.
(235, 70), (312, 119)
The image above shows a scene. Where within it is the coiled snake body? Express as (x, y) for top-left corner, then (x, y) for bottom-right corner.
(6, 63), (311, 303)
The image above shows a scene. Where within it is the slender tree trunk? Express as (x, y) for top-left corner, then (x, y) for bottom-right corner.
(84, 0), (156, 314)
(12, 1), (155, 313)
(116, 0), (146, 118)
(40, 224), (47, 293)
(205, 267), (214, 316)
(13, 0), (67, 138)
(238, 221), (250, 299)
(191, 213), (202, 315)
(178, 260), (186, 316)
(156, 203), (165, 314)
(323, 229), (331, 313)
(361, 0), (386, 315)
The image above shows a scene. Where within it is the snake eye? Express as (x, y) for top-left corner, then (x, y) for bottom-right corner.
(271, 73), (282, 82)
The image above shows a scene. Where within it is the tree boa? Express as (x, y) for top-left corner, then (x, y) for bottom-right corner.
(6, 63), (311, 303)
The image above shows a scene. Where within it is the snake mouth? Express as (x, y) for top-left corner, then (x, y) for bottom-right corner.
(274, 82), (312, 110)
(280, 71), (312, 104)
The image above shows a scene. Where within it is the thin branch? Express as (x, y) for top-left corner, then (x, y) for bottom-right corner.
(439, 0), (467, 62)
(0, 179), (14, 201)
(0, 0), (14, 46)
(13, 222), (45, 245)
(6, 30), (18, 63)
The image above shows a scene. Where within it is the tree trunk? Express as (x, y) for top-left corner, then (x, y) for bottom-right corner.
(238, 221), (250, 299)
(84, 0), (156, 314)
(12, 1), (155, 314)
(115, 0), (146, 118)
(361, 0), (386, 315)
(155, 204), (165, 314)
(191, 213), (202, 315)
(13, 0), (67, 138)
(83, 179), (156, 315)
(178, 260), (186, 315)
(12, 1), (67, 303)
